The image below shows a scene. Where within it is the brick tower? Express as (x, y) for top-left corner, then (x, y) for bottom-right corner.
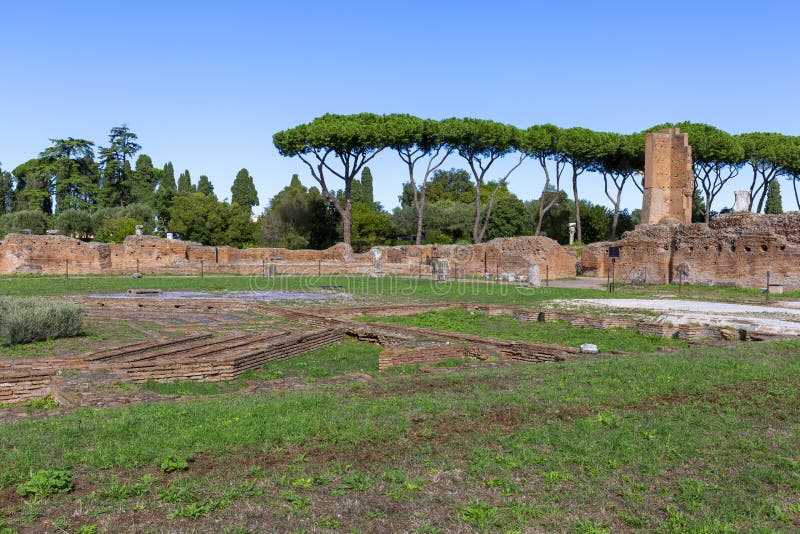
(641, 128), (694, 225)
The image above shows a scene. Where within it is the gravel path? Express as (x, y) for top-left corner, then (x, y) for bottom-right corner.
(575, 299), (800, 337)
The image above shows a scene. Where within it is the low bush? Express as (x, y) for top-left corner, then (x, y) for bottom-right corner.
(17, 469), (73, 497)
(0, 299), (83, 345)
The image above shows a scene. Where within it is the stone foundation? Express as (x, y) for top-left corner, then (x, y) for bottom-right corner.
(581, 212), (800, 290)
(0, 234), (576, 279)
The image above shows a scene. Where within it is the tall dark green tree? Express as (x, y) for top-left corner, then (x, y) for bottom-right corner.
(161, 162), (176, 191)
(356, 167), (374, 206)
(691, 188), (706, 223)
(197, 175), (215, 197)
(764, 179), (783, 214)
(231, 168), (259, 209)
(177, 170), (194, 193)
(12, 159), (53, 213)
(131, 154), (157, 205)
(99, 125), (141, 207)
(39, 138), (98, 212)
(0, 164), (16, 214)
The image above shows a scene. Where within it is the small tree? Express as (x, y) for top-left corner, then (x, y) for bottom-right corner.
(764, 179), (783, 214)
(231, 168), (259, 209)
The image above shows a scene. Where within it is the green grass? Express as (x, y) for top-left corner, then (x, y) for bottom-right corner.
(243, 338), (381, 381)
(0, 339), (799, 531)
(141, 380), (245, 396)
(2, 274), (796, 305)
(359, 309), (687, 352)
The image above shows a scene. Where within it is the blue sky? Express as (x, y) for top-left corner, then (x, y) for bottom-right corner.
(1, 1), (798, 213)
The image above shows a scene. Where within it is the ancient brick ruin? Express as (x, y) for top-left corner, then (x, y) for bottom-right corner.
(641, 128), (694, 225)
(582, 212), (800, 290)
(0, 234), (576, 280)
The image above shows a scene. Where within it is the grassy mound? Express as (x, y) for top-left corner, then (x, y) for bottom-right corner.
(0, 299), (83, 345)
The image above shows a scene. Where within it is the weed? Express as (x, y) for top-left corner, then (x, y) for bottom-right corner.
(22, 395), (59, 410)
(339, 472), (371, 491)
(169, 501), (215, 520)
(157, 481), (198, 504)
(75, 526), (98, 534)
(291, 477), (313, 489)
(460, 502), (501, 530)
(159, 457), (189, 473)
(319, 516), (341, 529)
(17, 469), (72, 497)
(571, 519), (610, 533)
(97, 474), (156, 500)
(280, 490), (311, 510)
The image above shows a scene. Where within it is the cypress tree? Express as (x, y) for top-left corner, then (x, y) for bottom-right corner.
(360, 167), (374, 206)
(161, 162), (176, 191)
(197, 175), (215, 196)
(177, 170), (194, 193)
(231, 168), (259, 208)
(765, 179), (783, 214)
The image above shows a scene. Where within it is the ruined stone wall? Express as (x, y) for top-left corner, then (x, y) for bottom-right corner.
(641, 128), (694, 225)
(582, 212), (800, 290)
(0, 234), (576, 279)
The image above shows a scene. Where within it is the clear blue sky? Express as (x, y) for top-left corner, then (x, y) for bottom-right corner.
(1, 1), (798, 213)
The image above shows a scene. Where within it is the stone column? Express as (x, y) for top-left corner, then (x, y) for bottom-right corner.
(733, 190), (751, 212)
(369, 248), (384, 277)
(527, 265), (541, 288)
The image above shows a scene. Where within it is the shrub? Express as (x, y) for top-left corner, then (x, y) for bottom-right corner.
(17, 469), (73, 497)
(55, 209), (93, 238)
(0, 299), (83, 345)
(0, 210), (50, 238)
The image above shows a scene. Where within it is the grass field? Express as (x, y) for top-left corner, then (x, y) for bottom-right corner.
(1, 337), (799, 532)
(358, 309), (688, 353)
(1, 275), (799, 532)
(1, 273), (798, 305)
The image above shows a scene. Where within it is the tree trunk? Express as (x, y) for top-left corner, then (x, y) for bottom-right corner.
(472, 187), (482, 244)
(415, 193), (425, 245)
(341, 199), (352, 246)
(793, 175), (800, 211)
(610, 188), (622, 240)
(756, 180), (769, 213)
(572, 169), (581, 244)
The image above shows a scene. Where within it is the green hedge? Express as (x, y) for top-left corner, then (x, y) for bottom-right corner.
(0, 299), (83, 345)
